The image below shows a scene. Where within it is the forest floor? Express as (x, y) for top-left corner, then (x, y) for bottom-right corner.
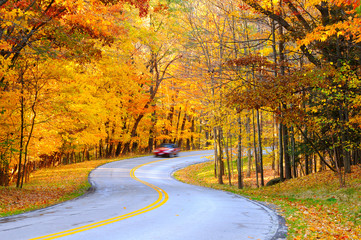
(1, 155), (361, 239)
(0, 157), (125, 217)
(174, 160), (361, 239)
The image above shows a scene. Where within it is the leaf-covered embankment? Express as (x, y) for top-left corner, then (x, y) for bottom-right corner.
(0, 158), (121, 217)
(174, 162), (361, 239)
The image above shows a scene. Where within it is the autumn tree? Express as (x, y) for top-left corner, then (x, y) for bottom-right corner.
(178, 0), (272, 186)
(227, 0), (361, 186)
(110, 0), (183, 154)
(0, 0), (150, 187)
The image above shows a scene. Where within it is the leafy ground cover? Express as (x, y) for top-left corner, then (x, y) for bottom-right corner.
(0, 158), (121, 217)
(174, 160), (361, 239)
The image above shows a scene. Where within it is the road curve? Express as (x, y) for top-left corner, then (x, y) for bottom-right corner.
(0, 150), (286, 240)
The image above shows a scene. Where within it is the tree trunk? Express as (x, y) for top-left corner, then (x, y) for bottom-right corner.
(252, 110), (259, 187)
(147, 110), (157, 153)
(217, 127), (224, 185)
(290, 126), (297, 178)
(213, 127), (218, 178)
(246, 115), (252, 177)
(191, 117), (195, 149)
(115, 142), (122, 156)
(304, 125), (310, 175)
(237, 116), (243, 189)
(283, 125), (292, 179)
(272, 115), (276, 171)
(16, 86), (25, 188)
(225, 130), (232, 186)
(0, 162), (10, 186)
(178, 113), (187, 149)
(99, 140), (104, 158)
(339, 108), (351, 173)
(279, 122), (284, 181)
(256, 109), (264, 186)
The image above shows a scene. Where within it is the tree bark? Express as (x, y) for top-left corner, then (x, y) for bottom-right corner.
(283, 125), (292, 179)
(252, 110), (259, 187)
(225, 130), (232, 186)
(246, 115), (252, 177)
(237, 116), (243, 189)
(279, 122), (284, 181)
(256, 109), (264, 186)
(16, 78), (25, 188)
(217, 127), (224, 185)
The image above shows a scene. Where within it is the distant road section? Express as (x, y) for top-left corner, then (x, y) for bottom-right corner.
(0, 150), (285, 240)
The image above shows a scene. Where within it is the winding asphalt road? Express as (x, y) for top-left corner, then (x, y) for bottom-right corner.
(0, 150), (286, 240)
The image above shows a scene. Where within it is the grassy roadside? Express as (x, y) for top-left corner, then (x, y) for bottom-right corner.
(0, 156), (140, 217)
(174, 161), (361, 239)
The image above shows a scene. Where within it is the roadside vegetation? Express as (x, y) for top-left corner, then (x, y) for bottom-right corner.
(174, 158), (361, 240)
(0, 158), (119, 217)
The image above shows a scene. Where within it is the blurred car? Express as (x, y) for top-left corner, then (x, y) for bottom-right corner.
(153, 143), (180, 158)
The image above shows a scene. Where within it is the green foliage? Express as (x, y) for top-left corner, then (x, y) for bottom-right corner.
(356, 5), (361, 14)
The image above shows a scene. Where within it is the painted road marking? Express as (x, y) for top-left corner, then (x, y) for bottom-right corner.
(30, 158), (170, 240)
(30, 153), (209, 239)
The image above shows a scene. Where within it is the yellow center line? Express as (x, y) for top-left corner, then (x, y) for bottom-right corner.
(30, 158), (170, 240)
(30, 153), (208, 240)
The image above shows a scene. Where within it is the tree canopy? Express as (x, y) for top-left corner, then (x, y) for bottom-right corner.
(1, 0), (361, 189)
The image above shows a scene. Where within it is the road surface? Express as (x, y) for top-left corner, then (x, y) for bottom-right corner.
(0, 150), (286, 240)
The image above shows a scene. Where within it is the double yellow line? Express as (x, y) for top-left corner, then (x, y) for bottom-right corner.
(31, 159), (169, 240)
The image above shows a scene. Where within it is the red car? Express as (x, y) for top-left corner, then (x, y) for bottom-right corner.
(153, 143), (180, 158)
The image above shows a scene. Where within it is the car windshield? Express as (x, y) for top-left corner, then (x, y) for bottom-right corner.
(160, 143), (174, 148)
